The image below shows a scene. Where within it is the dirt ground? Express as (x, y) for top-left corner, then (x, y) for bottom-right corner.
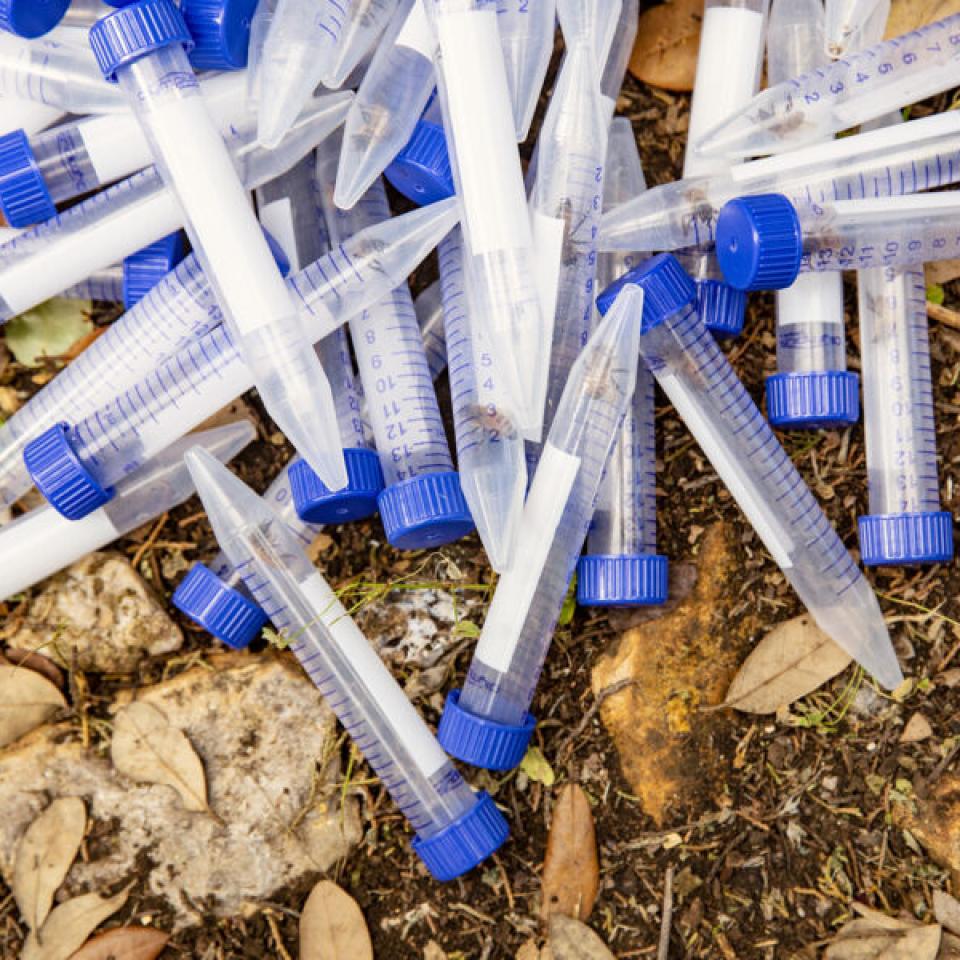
(2, 14), (960, 960)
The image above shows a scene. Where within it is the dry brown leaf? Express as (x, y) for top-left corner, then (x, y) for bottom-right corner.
(941, 931), (960, 959)
(541, 784), (599, 923)
(851, 904), (921, 930)
(547, 915), (615, 960)
(110, 702), (207, 813)
(886, 0), (960, 37)
(876, 924), (941, 958)
(3, 649), (66, 690)
(723, 615), (852, 714)
(629, 0), (703, 92)
(68, 926), (170, 960)
(423, 942), (446, 960)
(516, 940), (541, 960)
(0, 664), (67, 748)
(13, 798), (86, 933)
(926, 260), (960, 287)
(901, 713), (933, 743)
(934, 891), (960, 937)
(825, 923), (941, 960)
(21, 885), (131, 960)
(299, 880), (372, 960)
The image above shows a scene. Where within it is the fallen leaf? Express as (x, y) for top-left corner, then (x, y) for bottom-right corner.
(547, 915), (615, 960)
(541, 785), (599, 923)
(4, 648), (66, 690)
(851, 903), (921, 930)
(69, 927), (170, 960)
(299, 880), (372, 960)
(825, 922), (941, 960)
(941, 932), (960, 959)
(723, 615), (852, 714)
(886, 0), (960, 37)
(901, 713), (933, 743)
(21, 885), (131, 960)
(13, 798), (86, 932)
(0, 664), (67, 748)
(629, 0), (703, 92)
(516, 940), (541, 960)
(926, 260), (960, 287)
(876, 924), (941, 958)
(934, 891), (960, 936)
(520, 746), (556, 787)
(5, 299), (93, 368)
(423, 941), (446, 960)
(111, 702), (208, 813)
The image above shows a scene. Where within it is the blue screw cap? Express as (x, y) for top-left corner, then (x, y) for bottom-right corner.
(290, 448), (385, 524)
(437, 689), (536, 771)
(412, 790), (509, 882)
(384, 113), (454, 205)
(598, 253), (697, 332)
(576, 554), (669, 607)
(90, 0), (194, 82)
(378, 471), (475, 550)
(24, 423), (114, 520)
(0, 0), (70, 38)
(716, 193), (803, 292)
(0, 129), (56, 228)
(858, 511), (953, 566)
(122, 231), (186, 308)
(172, 562), (267, 648)
(766, 371), (859, 429)
(180, 0), (257, 70)
(697, 278), (747, 338)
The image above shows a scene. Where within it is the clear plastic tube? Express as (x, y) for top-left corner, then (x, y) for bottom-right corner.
(825, 0), (886, 57)
(186, 447), (507, 881)
(496, 0), (556, 141)
(447, 286), (640, 734)
(427, 0), (548, 440)
(333, 0), (435, 210)
(438, 227), (524, 571)
(599, 109), (960, 252)
(617, 256), (903, 689)
(695, 12), (960, 158)
(0, 96), (63, 137)
(61, 262), (124, 302)
(414, 279), (447, 380)
(598, 0), (637, 121)
(0, 92), (353, 321)
(323, 0), (400, 89)
(0, 31), (124, 113)
(61, 0), (113, 27)
(0, 421), (254, 600)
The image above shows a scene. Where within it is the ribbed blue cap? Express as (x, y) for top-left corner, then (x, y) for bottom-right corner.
(716, 194), (803, 292)
(181, 0), (257, 70)
(766, 371), (859, 429)
(122, 231), (186, 308)
(598, 253), (697, 332)
(384, 119), (454, 206)
(172, 562), (267, 648)
(437, 689), (536, 771)
(0, 130), (56, 228)
(576, 554), (669, 607)
(24, 423), (114, 520)
(412, 791), (509, 881)
(858, 511), (954, 566)
(698, 279), (747, 338)
(289, 448), (384, 523)
(377, 471), (475, 550)
(0, 0), (70, 38)
(90, 0), (194, 82)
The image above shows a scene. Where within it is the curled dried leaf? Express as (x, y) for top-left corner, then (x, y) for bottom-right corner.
(299, 880), (372, 960)
(0, 664), (67, 748)
(541, 785), (599, 923)
(21, 885), (131, 960)
(68, 926), (170, 960)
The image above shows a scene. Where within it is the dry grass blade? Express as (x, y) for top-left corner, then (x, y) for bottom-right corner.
(541, 784), (599, 923)
(722, 615), (852, 714)
(299, 880), (372, 960)
(0, 664), (67, 748)
(21, 885), (131, 960)
(13, 797), (86, 933)
(110, 702), (208, 813)
(68, 926), (170, 960)
(547, 915), (615, 960)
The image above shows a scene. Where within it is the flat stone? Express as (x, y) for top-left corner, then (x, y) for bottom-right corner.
(895, 774), (960, 887)
(0, 653), (360, 927)
(7, 552), (182, 673)
(591, 524), (758, 825)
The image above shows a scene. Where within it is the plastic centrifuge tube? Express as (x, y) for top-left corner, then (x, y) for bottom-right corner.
(427, 0), (548, 440)
(599, 108), (960, 254)
(439, 227), (525, 570)
(577, 117), (667, 608)
(529, 0), (610, 456)
(0, 1), (70, 39)
(186, 446), (510, 881)
(314, 151), (472, 549)
(61, 1), (113, 28)
(0, 421), (254, 601)
(497, 0), (556, 141)
(0, 91), (352, 323)
(257, 152), (385, 524)
(0, 97), (63, 138)
(91, 0), (348, 489)
(606, 254), (904, 688)
(437, 286), (641, 769)
(825, 0), (886, 56)
(764, 0), (858, 431)
(333, 0), (435, 210)
(856, 266), (953, 566)
(0, 71), (252, 227)
(414, 279), (448, 380)
(323, 0), (400, 89)
(20, 198), (460, 518)
(599, 0), (637, 122)
(695, 12), (960, 159)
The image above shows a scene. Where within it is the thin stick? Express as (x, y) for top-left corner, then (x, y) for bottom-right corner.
(657, 866), (674, 960)
(927, 301), (960, 332)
